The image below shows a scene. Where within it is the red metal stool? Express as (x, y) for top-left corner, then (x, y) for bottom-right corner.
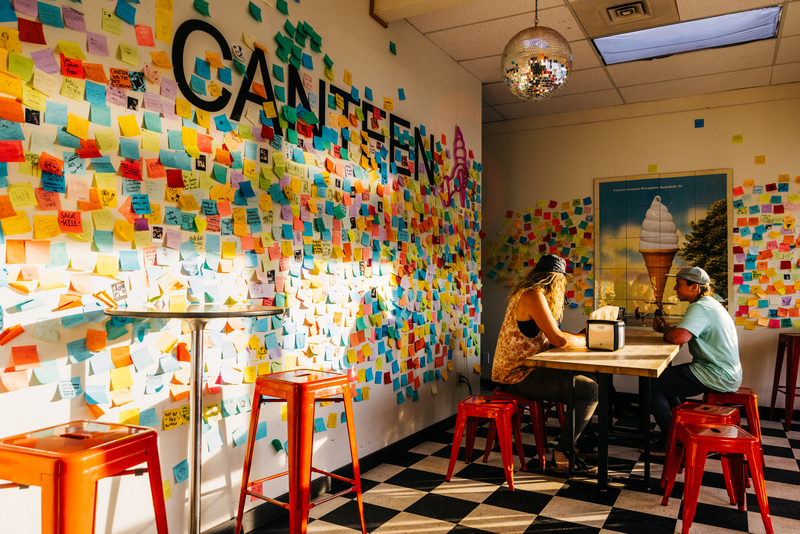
(704, 387), (765, 468)
(545, 401), (566, 428)
(486, 391), (564, 470)
(661, 423), (773, 534)
(659, 403), (741, 503)
(235, 370), (366, 534)
(0, 421), (168, 534)
(769, 333), (800, 430)
(446, 395), (525, 490)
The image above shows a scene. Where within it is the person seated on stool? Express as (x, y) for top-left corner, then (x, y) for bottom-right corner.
(648, 266), (742, 455)
(492, 254), (598, 474)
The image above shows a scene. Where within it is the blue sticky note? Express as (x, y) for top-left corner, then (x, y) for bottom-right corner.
(195, 57), (211, 79)
(0, 0), (16, 23)
(67, 339), (93, 363)
(131, 194), (151, 214)
(0, 118), (24, 139)
(232, 425), (248, 447)
(32, 360), (59, 384)
(59, 377), (82, 399)
(255, 421), (267, 440)
(214, 114), (233, 132)
(695, 119), (704, 128)
(85, 384), (110, 405)
(365, 86), (373, 101)
(38, 2), (65, 28)
(90, 352), (116, 375)
(85, 81), (107, 106)
(131, 347), (154, 372)
(274, 85), (285, 102)
(218, 66), (231, 85)
(143, 111), (162, 133)
(398, 88), (406, 101)
(272, 64), (284, 82)
(119, 250), (141, 270)
(173, 460), (189, 484)
(302, 53), (313, 69)
(44, 100), (68, 126)
(89, 104), (111, 126)
(116, 0), (136, 26)
(139, 407), (159, 428)
(120, 137), (139, 159)
(160, 354), (183, 373)
(42, 172), (66, 193)
(313, 417), (326, 432)
(190, 74), (207, 95)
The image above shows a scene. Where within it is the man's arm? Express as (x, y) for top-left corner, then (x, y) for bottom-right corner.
(653, 316), (693, 344)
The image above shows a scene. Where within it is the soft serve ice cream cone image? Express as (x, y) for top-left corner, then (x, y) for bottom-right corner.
(639, 196), (679, 304)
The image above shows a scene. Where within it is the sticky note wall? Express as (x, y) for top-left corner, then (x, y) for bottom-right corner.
(0, 0), (482, 530)
(482, 198), (595, 312)
(732, 174), (800, 329)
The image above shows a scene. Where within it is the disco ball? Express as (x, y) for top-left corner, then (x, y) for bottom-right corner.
(501, 26), (572, 101)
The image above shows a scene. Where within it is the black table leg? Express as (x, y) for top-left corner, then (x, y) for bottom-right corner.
(598, 373), (609, 491)
(568, 370), (575, 477)
(641, 376), (652, 490)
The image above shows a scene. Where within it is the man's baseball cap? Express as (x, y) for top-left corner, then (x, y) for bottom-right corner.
(533, 254), (571, 277)
(667, 266), (710, 285)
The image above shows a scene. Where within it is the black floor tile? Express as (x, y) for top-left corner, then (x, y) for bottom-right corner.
(453, 461), (509, 486)
(761, 426), (789, 438)
(678, 502), (749, 532)
(747, 492), (800, 520)
(762, 465), (800, 485)
(318, 500), (399, 531)
(763, 443), (795, 458)
(556, 480), (620, 507)
(385, 450), (428, 467)
(384, 467), (448, 492)
(526, 515), (600, 533)
(603, 507), (677, 534)
(405, 493), (480, 523)
(483, 485), (553, 515)
(449, 524), (495, 534)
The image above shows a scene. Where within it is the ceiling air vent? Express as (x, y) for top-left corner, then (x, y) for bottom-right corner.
(607, 2), (649, 24)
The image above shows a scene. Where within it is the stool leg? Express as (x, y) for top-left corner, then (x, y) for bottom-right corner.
(465, 419), (479, 463)
(556, 403), (566, 428)
(660, 410), (680, 488)
(235, 393), (263, 534)
(483, 421), (497, 463)
(743, 398), (766, 469)
(59, 473), (96, 534)
(719, 453), (739, 506)
(496, 413), (515, 491)
(769, 341), (786, 420)
(530, 401), (547, 471)
(786, 344), (800, 431)
(342, 384), (367, 534)
(145, 440), (169, 534)
(725, 453), (746, 511)
(512, 411), (527, 472)
(40, 474), (56, 534)
(287, 392), (314, 534)
(681, 442), (706, 534)
(446, 410), (468, 481)
(662, 443), (684, 506)
(747, 442), (774, 534)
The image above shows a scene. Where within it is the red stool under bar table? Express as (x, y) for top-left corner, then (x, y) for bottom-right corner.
(235, 370), (366, 534)
(769, 333), (800, 430)
(0, 421), (168, 534)
(704, 387), (765, 469)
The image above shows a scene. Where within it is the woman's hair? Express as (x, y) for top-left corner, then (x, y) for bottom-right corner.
(696, 283), (713, 298)
(509, 270), (567, 323)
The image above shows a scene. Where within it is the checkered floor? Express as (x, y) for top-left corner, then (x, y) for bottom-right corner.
(249, 410), (800, 534)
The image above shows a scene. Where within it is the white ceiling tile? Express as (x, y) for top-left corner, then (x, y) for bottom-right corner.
(676, 0), (778, 21)
(783, 1), (800, 37)
(482, 107), (507, 123)
(556, 67), (615, 96)
(772, 62), (800, 85)
(406, 0), (565, 34)
(607, 39), (776, 87)
(424, 6), (585, 61)
(570, 40), (603, 70)
(493, 89), (623, 119)
(460, 56), (503, 83)
(777, 34), (800, 64)
(483, 82), (522, 106)
(619, 67), (773, 103)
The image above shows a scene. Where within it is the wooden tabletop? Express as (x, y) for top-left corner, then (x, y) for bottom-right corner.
(523, 327), (681, 378)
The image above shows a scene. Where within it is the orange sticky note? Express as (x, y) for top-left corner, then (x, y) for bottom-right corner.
(0, 325), (25, 345)
(0, 367), (28, 391)
(86, 329), (107, 351)
(110, 346), (133, 368)
(5, 239), (26, 264)
(169, 383), (190, 401)
(11, 345), (39, 369)
(56, 294), (82, 311)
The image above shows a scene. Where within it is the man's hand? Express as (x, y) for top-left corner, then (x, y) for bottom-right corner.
(653, 316), (667, 333)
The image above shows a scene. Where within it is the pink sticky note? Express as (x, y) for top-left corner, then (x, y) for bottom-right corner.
(30, 49), (59, 74)
(86, 31), (109, 57)
(161, 78), (178, 100)
(14, 0), (38, 18)
(62, 6), (87, 32)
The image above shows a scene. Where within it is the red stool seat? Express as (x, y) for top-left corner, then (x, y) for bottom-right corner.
(486, 391), (564, 470)
(704, 387), (765, 468)
(0, 421), (168, 534)
(660, 403), (741, 503)
(662, 423), (773, 534)
(446, 395), (525, 490)
(235, 370), (366, 534)
(769, 333), (800, 430)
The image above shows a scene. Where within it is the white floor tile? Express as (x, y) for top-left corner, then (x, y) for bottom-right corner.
(459, 503), (537, 533)
(537, 496), (611, 529)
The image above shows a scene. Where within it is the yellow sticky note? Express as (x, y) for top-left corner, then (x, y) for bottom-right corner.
(119, 42), (139, 66)
(176, 97), (192, 119)
(119, 408), (140, 426)
(169, 295), (186, 311)
(114, 219), (135, 242)
(57, 39), (87, 60)
(33, 215), (60, 239)
(221, 241), (236, 259)
(22, 84), (46, 112)
(96, 254), (119, 276)
(0, 70), (22, 99)
(155, 8), (173, 46)
(92, 208), (115, 230)
(163, 480), (171, 500)
(755, 155), (766, 165)
(101, 9), (123, 36)
(648, 164), (658, 173)
(150, 50), (173, 69)
(196, 108), (210, 128)
(8, 182), (37, 208)
(118, 115), (142, 137)
(732, 134), (743, 144)
(60, 77), (84, 102)
(95, 129), (119, 150)
(156, 331), (178, 352)
(182, 126), (198, 147)
(383, 98), (393, 111)
(67, 112), (90, 140)
(110, 367), (134, 391)
(142, 129), (160, 152)
(1, 213), (31, 235)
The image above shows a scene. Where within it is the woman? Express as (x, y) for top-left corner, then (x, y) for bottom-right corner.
(492, 254), (598, 473)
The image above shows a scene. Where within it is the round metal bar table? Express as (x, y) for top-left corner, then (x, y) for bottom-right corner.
(105, 304), (284, 534)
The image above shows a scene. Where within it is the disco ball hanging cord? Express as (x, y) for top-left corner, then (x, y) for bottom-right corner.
(501, 0), (573, 102)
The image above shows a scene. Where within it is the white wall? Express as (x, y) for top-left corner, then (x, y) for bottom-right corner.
(0, 1), (482, 533)
(482, 83), (800, 396)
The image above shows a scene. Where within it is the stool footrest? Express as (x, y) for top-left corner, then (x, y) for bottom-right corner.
(0, 482), (28, 490)
(310, 487), (356, 508)
(249, 471), (289, 486)
(245, 489), (290, 511)
(114, 467), (148, 477)
(311, 467), (356, 486)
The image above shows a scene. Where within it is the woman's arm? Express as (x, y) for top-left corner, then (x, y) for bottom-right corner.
(518, 290), (585, 348)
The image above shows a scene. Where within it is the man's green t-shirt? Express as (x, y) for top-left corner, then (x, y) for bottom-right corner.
(676, 296), (742, 392)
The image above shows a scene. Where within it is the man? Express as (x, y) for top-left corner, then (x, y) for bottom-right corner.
(648, 266), (742, 454)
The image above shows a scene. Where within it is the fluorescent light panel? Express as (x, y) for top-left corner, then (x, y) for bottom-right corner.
(593, 6), (782, 65)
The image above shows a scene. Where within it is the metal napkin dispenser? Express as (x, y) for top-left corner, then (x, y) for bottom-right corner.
(586, 320), (626, 351)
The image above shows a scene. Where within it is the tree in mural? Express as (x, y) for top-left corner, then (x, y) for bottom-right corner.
(679, 199), (728, 300)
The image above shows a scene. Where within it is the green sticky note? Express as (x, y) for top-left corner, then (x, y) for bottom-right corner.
(390, 41), (397, 55)
(194, 0), (210, 16)
(9, 52), (34, 82)
(271, 438), (283, 452)
(287, 128), (298, 145)
(323, 54), (333, 68)
(283, 105), (297, 123)
(249, 1), (262, 21)
(276, 0), (288, 15)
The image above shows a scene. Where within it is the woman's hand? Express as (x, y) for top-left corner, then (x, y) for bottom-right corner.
(518, 290), (585, 348)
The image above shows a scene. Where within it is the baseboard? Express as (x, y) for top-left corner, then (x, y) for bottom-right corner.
(206, 414), (458, 534)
